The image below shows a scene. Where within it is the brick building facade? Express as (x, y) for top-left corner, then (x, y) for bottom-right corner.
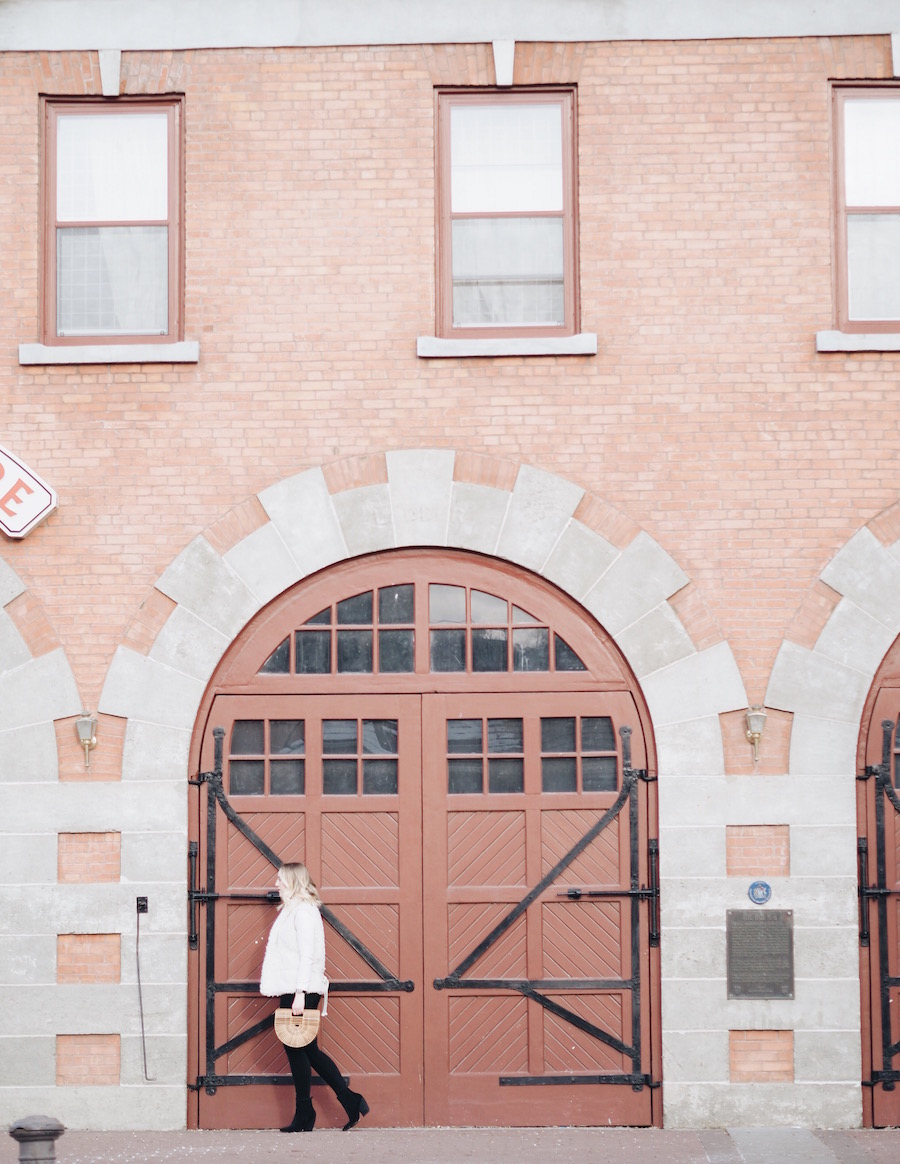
(2, 0), (900, 1131)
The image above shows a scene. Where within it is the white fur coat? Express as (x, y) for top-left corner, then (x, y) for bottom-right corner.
(259, 900), (328, 999)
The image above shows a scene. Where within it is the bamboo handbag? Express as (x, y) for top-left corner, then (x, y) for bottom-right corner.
(274, 1008), (320, 1048)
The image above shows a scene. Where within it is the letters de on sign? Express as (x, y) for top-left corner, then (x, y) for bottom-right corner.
(0, 445), (58, 538)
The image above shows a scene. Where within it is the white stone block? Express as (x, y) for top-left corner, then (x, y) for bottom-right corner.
(582, 531), (689, 635)
(792, 925), (860, 980)
(121, 831), (186, 884)
(660, 978), (728, 1030)
(655, 716), (725, 778)
(224, 522), (301, 606)
(496, 463), (584, 572)
(0, 559), (25, 608)
(659, 926), (725, 978)
(155, 536), (258, 638)
(790, 824), (857, 879)
(0, 722), (59, 782)
(259, 467), (348, 575)
(661, 1030), (729, 1083)
(642, 642), (746, 726)
(99, 647), (204, 729)
(658, 879), (728, 928)
(766, 640), (869, 722)
(0, 1036), (54, 1085)
(387, 448), (455, 546)
(814, 598), (896, 674)
(0, 833), (57, 884)
(0, 608), (30, 670)
(794, 1029), (862, 1082)
(447, 481), (509, 555)
(120, 1033), (186, 1088)
(658, 825), (725, 877)
(0, 1082), (187, 1130)
(823, 526), (900, 626)
(663, 1082), (861, 1129)
(0, 648), (80, 729)
(333, 482), (395, 555)
(540, 520), (618, 600)
(149, 606), (230, 682)
(616, 602), (696, 678)
(788, 714), (859, 778)
(122, 721), (190, 782)
(0, 936), (55, 984)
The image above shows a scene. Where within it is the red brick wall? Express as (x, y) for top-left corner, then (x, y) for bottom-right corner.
(57, 834), (121, 883)
(729, 1030), (794, 1082)
(57, 934), (121, 983)
(726, 825), (790, 878)
(56, 1034), (121, 1086)
(1, 34), (896, 729)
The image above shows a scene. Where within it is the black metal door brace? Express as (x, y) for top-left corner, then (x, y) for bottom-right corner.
(433, 725), (659, 1092)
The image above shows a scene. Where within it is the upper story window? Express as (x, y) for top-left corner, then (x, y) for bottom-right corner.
(42, 98), (183, 345)
(436, 88), (578, 339)
(834, 86), (900, 332)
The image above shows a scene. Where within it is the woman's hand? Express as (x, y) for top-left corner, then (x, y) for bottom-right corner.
(291, 991), (305, 1015)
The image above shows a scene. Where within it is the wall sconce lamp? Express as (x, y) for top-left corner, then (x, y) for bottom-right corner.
(745, 706), (767, 763)
(74, 712), (98, 769)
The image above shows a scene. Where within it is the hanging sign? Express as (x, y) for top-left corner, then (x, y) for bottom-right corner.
(0, 445), (58, 538)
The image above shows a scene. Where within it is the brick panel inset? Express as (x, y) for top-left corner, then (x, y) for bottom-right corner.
(56, 714), (125, 782)
(58, 833), (121, 883)
(729, 1029), (794, 1082)
(57, 934), (121, 983)
(726, 825), (790, 878)
(56, 1034), (121, 1085)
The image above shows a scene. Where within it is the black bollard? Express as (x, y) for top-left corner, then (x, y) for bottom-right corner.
(8, 1116), (65, 1163)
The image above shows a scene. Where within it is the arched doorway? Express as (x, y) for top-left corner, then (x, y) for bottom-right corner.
(187, 548), (661, 1129)
(859, 634), (900, 1127)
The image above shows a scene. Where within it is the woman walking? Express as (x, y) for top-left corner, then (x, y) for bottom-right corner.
(260, 862), (369, 1133)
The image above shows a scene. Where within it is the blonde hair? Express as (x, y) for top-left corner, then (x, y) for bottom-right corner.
(277, 862), (322, 909)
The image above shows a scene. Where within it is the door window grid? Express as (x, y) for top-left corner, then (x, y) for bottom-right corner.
(540, 715), (618, 792)
(256, 580), (587, 676)
(259, 584), (416, 676)
(323, 718), (399, 795)
(228, 718), (305, 796)
(447, 717), (525, 794)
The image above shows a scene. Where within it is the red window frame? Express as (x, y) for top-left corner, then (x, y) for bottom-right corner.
(833, 84), (900, 333)
(41, 96), (184, 345)
(435, 87), (579, 340)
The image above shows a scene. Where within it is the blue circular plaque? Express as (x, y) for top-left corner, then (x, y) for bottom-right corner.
(748, 880), (771, 905)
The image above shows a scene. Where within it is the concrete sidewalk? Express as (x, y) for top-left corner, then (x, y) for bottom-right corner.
(4, 1127), (900, 1164)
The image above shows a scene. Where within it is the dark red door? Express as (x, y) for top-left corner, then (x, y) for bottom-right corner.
(860, 690), (900, 1127)
(422, 691), (656, 1126)
(192, 693), (424, 1129)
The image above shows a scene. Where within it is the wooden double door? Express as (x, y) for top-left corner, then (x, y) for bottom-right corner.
(189, 687), (658, 1128)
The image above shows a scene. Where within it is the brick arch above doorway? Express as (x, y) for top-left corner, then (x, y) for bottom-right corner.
(98, 450), (747, 778)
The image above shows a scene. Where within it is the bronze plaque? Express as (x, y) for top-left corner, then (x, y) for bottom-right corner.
(727, 909), (794, 999)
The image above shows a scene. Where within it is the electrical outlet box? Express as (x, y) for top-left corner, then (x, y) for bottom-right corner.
(136, 896), (148, 914)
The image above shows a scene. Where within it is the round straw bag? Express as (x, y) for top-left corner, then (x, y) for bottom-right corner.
(274, 1008), (320, 1048)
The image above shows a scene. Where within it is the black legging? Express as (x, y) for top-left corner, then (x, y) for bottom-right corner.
(278, 992), (345, 1101)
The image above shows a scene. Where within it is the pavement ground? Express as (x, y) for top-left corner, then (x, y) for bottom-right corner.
(4, 1126), (900, 1164)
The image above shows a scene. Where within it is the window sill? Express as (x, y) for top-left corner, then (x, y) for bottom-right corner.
(417, 334), (597, 358)
(816, 331), (900, 353)
(18, 341), (200, 366)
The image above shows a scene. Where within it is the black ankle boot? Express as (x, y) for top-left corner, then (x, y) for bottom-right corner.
(337, 1088), (369, 1131)
(280, 1099), (316, 1133)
